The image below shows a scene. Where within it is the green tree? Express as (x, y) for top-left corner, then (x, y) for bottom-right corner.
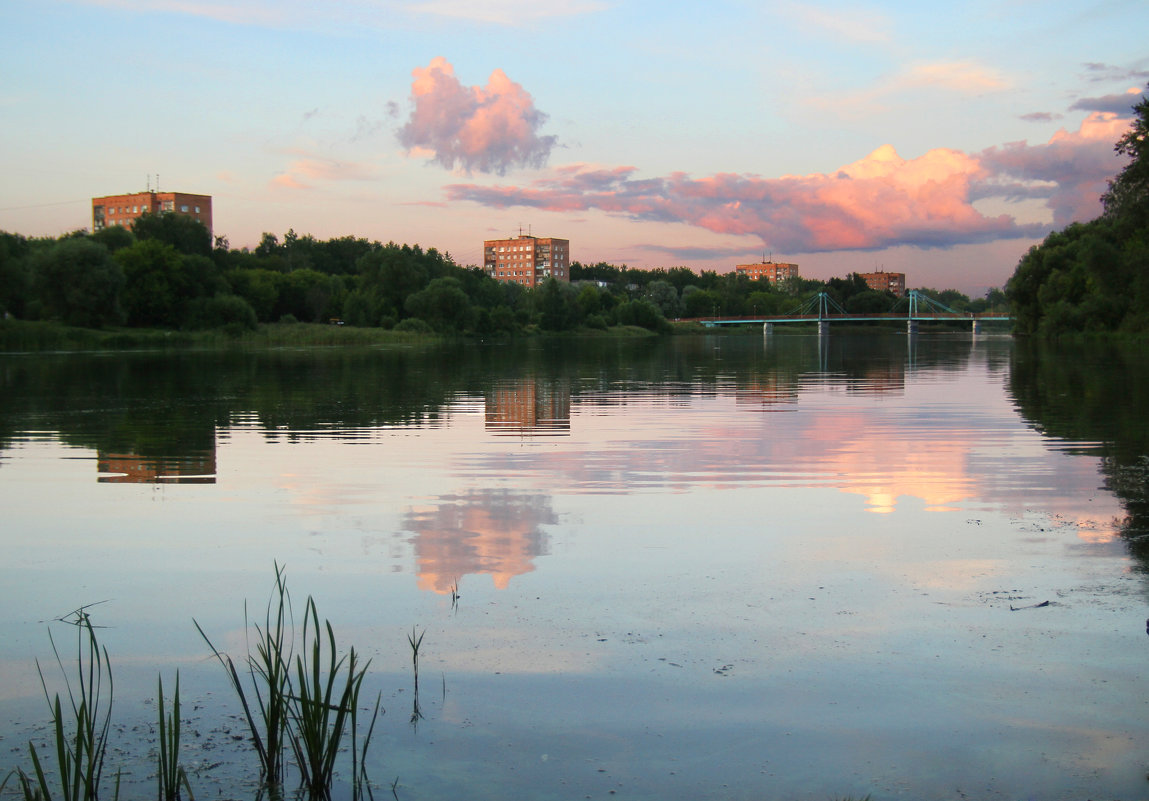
(1102, 84), (1149, 225)
(0, 231), (32, 317)
(614, 298), (668, 332)
(538, 278), (578, 331)
(185, 293), (258, 332)
(681, 286), (720, 318)
(31, 238), (125, 327)
(276, 269), (343, 322)
(644, 280), (682, 319)
(116, 241), (227, 327)
(132, 212), (212, 257)
(844, 289), (894, 314)
(405, 277), (473, 332)
(90, 225), (135, 253)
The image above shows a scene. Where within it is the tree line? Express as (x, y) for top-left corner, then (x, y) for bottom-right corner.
(1006, 85), (1149, 336)
(0, 211), (1004, 336)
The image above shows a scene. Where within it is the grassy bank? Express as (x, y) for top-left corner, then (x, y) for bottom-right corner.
(0, 318), (674, 352)
(0, 319), (443, 352)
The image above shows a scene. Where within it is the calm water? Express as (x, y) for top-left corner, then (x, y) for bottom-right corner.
(1, 332), (1148, 801)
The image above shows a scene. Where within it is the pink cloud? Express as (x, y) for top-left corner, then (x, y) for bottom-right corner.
(447, 147), (1039, 253)
(397, 57), (557, 175)
(446, 113), (1134, 253)
(977, 111), (1133, 226)
(270, 155), (378, 190)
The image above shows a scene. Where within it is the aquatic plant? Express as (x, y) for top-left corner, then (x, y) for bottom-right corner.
(156, 672), (193, 801)
(194, 563), (293, 789)
(9, 605), (120, 801)
(288, 596), (379, 800)
(196, 564), (381, 800)
(407, 627), (425, 726)
(407, 627), (425, 691)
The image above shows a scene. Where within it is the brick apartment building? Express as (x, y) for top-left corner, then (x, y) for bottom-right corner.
(735, 260), (800, 284)
(92, 191), (212, 235)
(859, 270), (906, 297)
(484, 234), (570, 287)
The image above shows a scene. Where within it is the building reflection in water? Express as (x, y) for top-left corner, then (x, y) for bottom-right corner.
(96, 450), (217, 484)
(485, 379), (570, 436)
(403, 490), (555, 593)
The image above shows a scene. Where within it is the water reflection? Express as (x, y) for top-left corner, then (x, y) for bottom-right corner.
(1008, 337), (1149, 563)
(0, 334), (1138, 563)
(485, 378), (571, 436)
(3, 334), (1149, 801)
(403, 490), (554, 592)
(97, 449), (216, 483)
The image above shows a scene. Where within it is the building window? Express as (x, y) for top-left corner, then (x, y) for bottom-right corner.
(180, 205), (189, 212)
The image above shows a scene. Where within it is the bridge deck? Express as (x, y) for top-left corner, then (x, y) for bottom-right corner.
(685, 312), (1012, 325)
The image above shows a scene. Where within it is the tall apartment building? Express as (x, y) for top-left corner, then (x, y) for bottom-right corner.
(859, 270), (906, 297)
(92, 191), (212, 235)
(735, 260), (799, 284)
(484, 234), (570, 287)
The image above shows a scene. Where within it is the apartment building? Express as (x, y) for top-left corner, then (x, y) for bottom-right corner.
(484, 234), (570, 287)
(735, 260), (800, 284)
(92, 191), (212, 235)
(859, 270), (906, 297)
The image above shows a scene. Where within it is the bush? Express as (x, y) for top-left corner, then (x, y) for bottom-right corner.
(583, 313), (608, 330)
(393, 317), (434, 334)
(187, 293), (258, 331)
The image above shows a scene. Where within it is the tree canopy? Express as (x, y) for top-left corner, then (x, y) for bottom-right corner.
(1006, 84), (1149, 335)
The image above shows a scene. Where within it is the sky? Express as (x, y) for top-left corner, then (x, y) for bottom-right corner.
(1, 0), (1146, 295)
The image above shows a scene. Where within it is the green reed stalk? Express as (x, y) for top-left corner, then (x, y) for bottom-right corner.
(156, 672), (193, 801)
(14, 608), (120, 801)
(407, 627), (424, 692)
(286, 596), (373, 800)
(194, 562), (292, 790)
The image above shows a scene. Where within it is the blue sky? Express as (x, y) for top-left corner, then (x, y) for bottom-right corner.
(1, 0), (1146, 294)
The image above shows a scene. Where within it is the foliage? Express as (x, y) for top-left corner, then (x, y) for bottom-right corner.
(30, 238), (125, 328)
(132, 212), (212, 257)
(12, 606), (120, 801)
(405, 276), (473, 332)
(195, 564), (380, 799)
(156, 672), (192, 801)
(1007, 84), (1149, 336)
(185, 294), (258, 333)
(288, 598), (377, 800)
(117, 240), (228, 328)
(1102, 86), (1149, 226)
(194, 564), (293, 788)
(2, 219), (1017, 339)
(614, 298), (670, 332)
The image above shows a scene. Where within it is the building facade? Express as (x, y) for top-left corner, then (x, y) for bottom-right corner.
(735, 260), (799, 284)
(859, 270), (906, 297)
(484, 234), (570, 287)
(92, 191), (212, 235)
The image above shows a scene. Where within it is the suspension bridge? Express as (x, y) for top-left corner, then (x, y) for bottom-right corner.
(690, 290), (1011, 334)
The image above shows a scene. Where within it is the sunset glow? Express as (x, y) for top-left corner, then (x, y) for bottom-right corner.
(1, 1), (1145, 292)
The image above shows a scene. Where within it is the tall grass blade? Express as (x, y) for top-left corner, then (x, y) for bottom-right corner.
(157, 672), (193, 801)
(194, 562), (292, 790)
(17, 606), (119, 801)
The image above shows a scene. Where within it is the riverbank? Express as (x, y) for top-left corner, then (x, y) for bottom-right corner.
(0, 318), (669, 352)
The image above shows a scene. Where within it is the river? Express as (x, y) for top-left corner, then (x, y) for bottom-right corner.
(1, 331), (1147, 801)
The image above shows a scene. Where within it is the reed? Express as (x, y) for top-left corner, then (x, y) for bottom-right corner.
(194, 562), (292, 790)
(406, 627), (425, 691)
(9, 606), (120, 801)
(197, 564), (380, 800)
(156, 672), (193, 801)
(286, 596), (373, 799)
